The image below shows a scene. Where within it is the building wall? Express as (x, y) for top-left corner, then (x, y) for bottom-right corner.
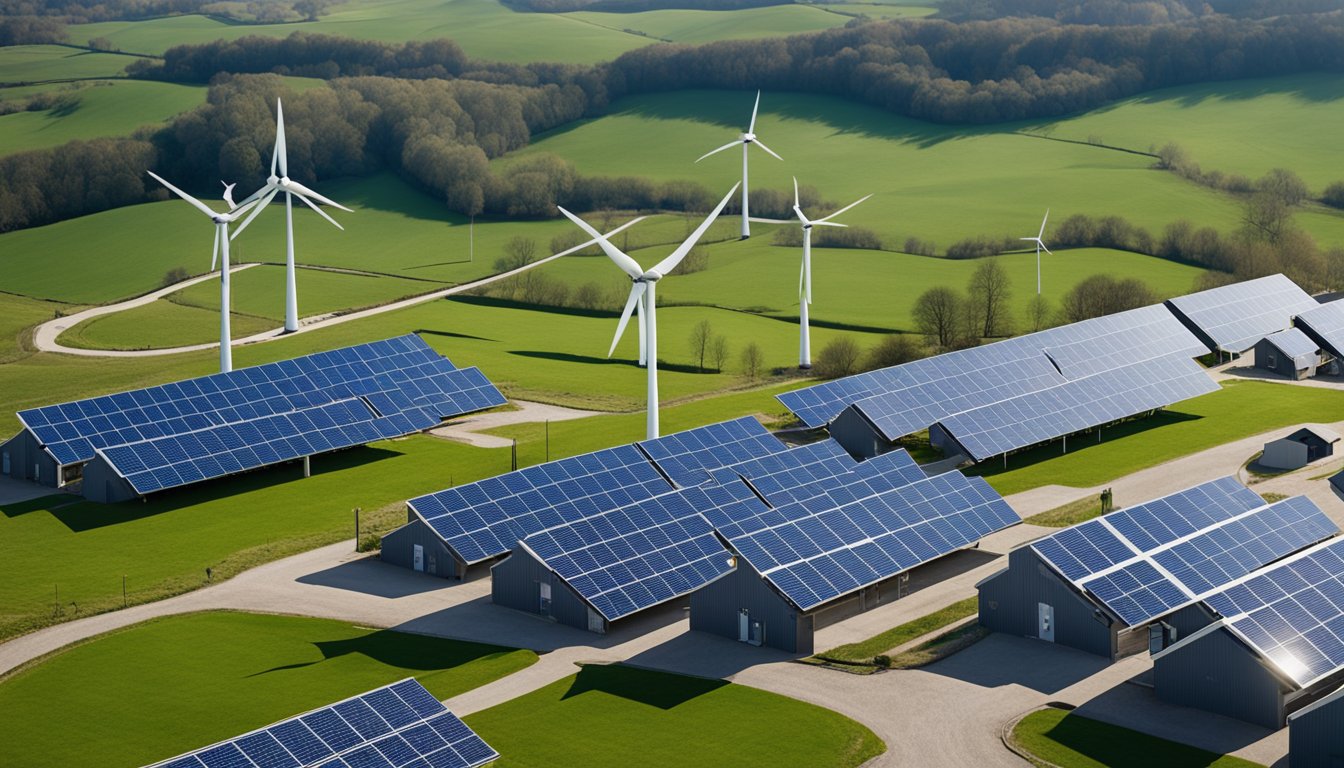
(1, 431), (57, 487)
(1254, 338), (1313, 380)
(1262, 439), (1309, 470)
(1153, 627), (1287, 728)
(829, 407), (887, 460)
(491, 547), (600, 633)
(689, 562), (813, 655)
(380, 516), (465, 579)
(80, 457), (137, 503)
(1163, 603), (1217, 644)
(1290, 692), (1344, 768)
(978, 548), (1118, 659)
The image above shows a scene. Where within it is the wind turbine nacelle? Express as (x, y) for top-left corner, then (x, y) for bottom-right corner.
(741, 133), (755, 142)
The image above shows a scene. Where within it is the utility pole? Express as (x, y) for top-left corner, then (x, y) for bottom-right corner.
(354, 507), (360, 551)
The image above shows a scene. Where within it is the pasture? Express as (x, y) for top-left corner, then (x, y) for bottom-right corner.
(465, 663), (885, 768)
(0, 80), (207, 157)
(0, 45), (144, 84)
(0, 611), (537, 768)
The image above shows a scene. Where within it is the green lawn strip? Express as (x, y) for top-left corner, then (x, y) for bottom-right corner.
(0, 611), (538, 768)
(1259, 492), (1289, 503)
(813, 596), (979, 666)
(465, 663), (885, 768)
(886, 624), (990, 669)
(1010, 707), (1264, 768)
(1024, 496), (1104, 527)
(973, 381), (1344, 496)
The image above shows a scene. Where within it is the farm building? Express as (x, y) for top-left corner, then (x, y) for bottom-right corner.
(978, 478), (1337, 660)
(1289, 684), (1344, 768)
(1253, 328), (1320, 379)
(1295, 299), (1344, 371)
(1152, 537), (1344, 728)
(1164, 273), (1318, 356)
(1260, 426), (1340, 471)
(2, 335), (505, 502)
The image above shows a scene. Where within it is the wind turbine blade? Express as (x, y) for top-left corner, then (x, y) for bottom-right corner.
(752, 139), (783, 161)
(1020, 237), (1037, 242)
(793, 176), (800, 209)
(748, 90), (761, 133)
(285, 180), (352, 212)
(816, 194), (873, 223)
(211, 226), (220, 272)
(551, 216), (648, 258)
(275, 98), (287, 178)
(609, 282), (648, 358)
(1038, 208), (1049, 238)
(651, 182), (740, 276)
(221, 181), (236, 209)
(748, 217), (791, 224)
(295, 192), (345, 231)
(695, 140), (740, 163)
(1041, 244), (1054, 256)
(234, 183), (274, 209)
(557, 206), (643, 278)
(229, 188), (277, 240)
(811, 221), (847, 228)
(147, 171), (219, 219)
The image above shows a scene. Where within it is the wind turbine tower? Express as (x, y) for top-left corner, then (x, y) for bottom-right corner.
(1021, 209), (1051, 295)
(695, 91), (781, 240)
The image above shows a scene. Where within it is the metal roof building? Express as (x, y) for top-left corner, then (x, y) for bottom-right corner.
(1164, 273), (1317, 355)
(1253, 327), (1321, 380)
(1289, 683), (1344, 768)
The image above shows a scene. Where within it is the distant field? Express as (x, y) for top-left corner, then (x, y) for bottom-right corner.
(0, 45), (143, 84)
(0, 612), (537, 768)
(567, 4), (850, 44)
(0, 80), (206, 157)
(466, 664), (885, 768)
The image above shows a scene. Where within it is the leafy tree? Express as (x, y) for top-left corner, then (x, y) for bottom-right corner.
(814, 336), (862, 379)
(866, 334), (922, 370)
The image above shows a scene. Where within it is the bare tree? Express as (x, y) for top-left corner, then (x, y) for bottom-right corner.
(740, 342), (764, 380)
(689, 319), (712, 372)
(1242, 193), (1293, 244)
(710, 336), (730, 372)
(912, 286), (964, 350)
(814, 336), (862, 378)
(495, 236), (536, 272)
(574, 282), (603, 310)
(867, 334), (922, 370)
(966, 259), (1012, 338)
(1025, 294), (1052, 332)
(1257, 168), (1309, 207)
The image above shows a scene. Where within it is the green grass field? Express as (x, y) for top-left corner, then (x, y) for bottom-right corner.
(465, 663), (885, 768)
(0, 611), (538, 768)
(0, 80), (206, 157)
(57, 299), (277, 350)
(0, 293), (72, 363)
(816, 596), (978, 664)
(0, 45), (145, 84)
(1012, 708), (1263, 768)
(567, 4), (852, 44)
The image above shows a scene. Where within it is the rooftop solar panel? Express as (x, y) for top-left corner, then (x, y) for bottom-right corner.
(637, 416), (786, 487)
(410, 444), (673, 566)
(1262, 328), (1320, 370)
(1295, 300), (1344, 360)
(937, 354), (1218, 462)
(521, 481), (759, 621)
(146, 678), (497, 768)
(1165, 273), (1318, 354)
(709, 439), (858, 506)
(1040, 305), (1210, 379)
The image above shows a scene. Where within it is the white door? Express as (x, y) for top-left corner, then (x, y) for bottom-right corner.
(539, 582), (552, 615)
(1038, 602), (1055, 643)
(738, 610), (750, 642)
(412, 544), (424, 572)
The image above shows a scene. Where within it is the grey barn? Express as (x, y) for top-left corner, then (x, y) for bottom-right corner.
(1253, 327), (1320, 380)
(1289, 684), (1344, 768)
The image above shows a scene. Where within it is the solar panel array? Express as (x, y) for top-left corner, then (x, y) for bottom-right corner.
(1262, 328), (1320, 370)
(409, 445), (673, 566)
(1166, 273), (1318, 353)
(707, 440), (927, 508)
(777, 303), (1208, 432)
(706, 470), (1018, 611)
(1295, 300), (1344, 360)
(637, 417), (786, 487)
(1206, 537), (1344, 688)
(147, 678), (497, 768)
(937, 355), (1220, 461)
(522, 481), (759, 620)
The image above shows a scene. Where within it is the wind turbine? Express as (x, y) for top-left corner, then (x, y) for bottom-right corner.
(1021, 209), (1051, 295)
(147, 171), (261, 374)
(753, 178), (871, 369)
(695, 91), (781, 240)
(557, 183), (740, 440)
(232, 98), (351, 333)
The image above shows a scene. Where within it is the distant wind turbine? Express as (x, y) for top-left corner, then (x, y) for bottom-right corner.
(147, 171), (261, 374)
(557, 183), (740, 439)
(753, 178), (871, 369)
(695, 91), (781, 240)
(1021, 209), (1051, 295)
(232, 98), (351, 333)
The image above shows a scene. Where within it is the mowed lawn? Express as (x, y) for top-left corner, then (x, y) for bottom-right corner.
(466, 664), (885, 768)
(0, 80), (206, 156)
(1012, 708), (1263, 768)
(0, 611), (538, 768)
(0, 44), (143, 83)
(0, 293), (74, 364)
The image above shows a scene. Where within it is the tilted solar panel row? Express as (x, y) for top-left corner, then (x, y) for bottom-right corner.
(636, 416), (786, 487)
(1165, 273), (1318, 353)
(147, 678), (497, 768)
(1295, 300), (1344, 360)
(707, 438), (858, 506)
(1261, 328), (1321, 370)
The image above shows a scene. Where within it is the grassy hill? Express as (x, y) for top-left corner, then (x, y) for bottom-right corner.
(0, 81), (206, 157)
(0, 45), (143, 84)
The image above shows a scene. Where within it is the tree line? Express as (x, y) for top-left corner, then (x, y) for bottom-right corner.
(938, 0), (1344, 25)
(0, 0), (332, 25)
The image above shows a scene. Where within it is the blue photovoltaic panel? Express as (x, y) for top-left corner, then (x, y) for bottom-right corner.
(637, 416), (785, 487)
(1032, 520), (1138, 582)
(1262, 328), (1321, 370)
(146, 678), (498, 768)
(1204, 537), (1344, 689)
(1082, 560), (1190, 627)
(1040, 304), (1209, 379)
(1295, 300), (1344, 360)
(709, 439), (857, 506)
(848, 448), (927, 489)
(409, 445), (673, 566)
(937, 355), (1218, 462)
(522, 481), (758, 620)
(722, 470), (1018, 611)
(1166, 273), (1318, 353)
(1102, 476), (1263, 552)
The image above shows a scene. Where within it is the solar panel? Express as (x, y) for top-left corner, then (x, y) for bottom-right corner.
(1295, 300), (1344, 359)
(1262, 328), (1320, 370)
(637, 416), (786, 487)
(521, 481), (759, 621)
(708, 439), (858, 506)
(720, 470), (1018, 611)
(1166, 273), (1318, 353)
(1204, 537), (1344, 689)
(937, 354), (1218, 462)
(1081, 559), (1191, 627)
(1040, 304), (1210, 379)
(409, 445), (674, 566)
(146, 678), (497, 768)
(1032, 519), (1139, 582)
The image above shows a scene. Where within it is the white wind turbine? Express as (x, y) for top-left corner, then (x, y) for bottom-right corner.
(557, 183), (740, 440)
(232, 98), (351, 333)
(753, 178), (871, 369)
(147, 171), (262, 374)
(695, 91), (781, 240)
(1021, 209), (1051, 295)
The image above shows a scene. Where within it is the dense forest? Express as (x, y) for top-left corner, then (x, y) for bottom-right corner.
(938, 0), (1344, 23)
(501, 0), (785, 12)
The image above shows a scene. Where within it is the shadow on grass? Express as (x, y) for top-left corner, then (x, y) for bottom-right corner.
(250, 628), (520, 677)
(414, 327), (498, 343)
(50, 445), (403, 533)
(509, 349), (712, 374)
(561, 663), (727, 709)
(0, 494), (79, 519)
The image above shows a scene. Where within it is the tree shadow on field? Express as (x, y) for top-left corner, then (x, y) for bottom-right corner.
(509, 349), (710, 374)
(414, 327), (497, 343)
(248, 627), (520, 677)
(559, 663), (728, 709)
